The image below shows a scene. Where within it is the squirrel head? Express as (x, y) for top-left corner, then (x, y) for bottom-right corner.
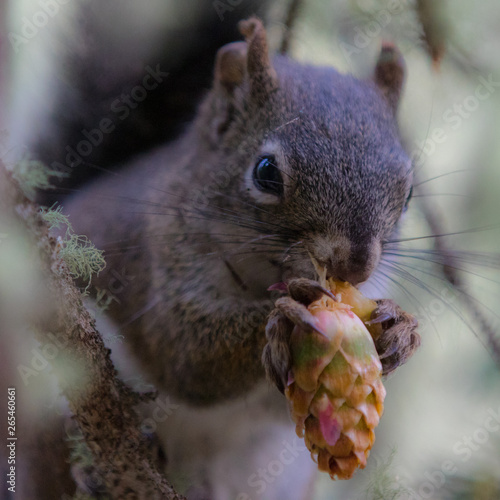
(194, 17), (412, 287)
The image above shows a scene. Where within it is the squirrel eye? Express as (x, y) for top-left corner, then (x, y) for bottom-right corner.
(253, 155), (283, 196)
(403, 186), (413, 212)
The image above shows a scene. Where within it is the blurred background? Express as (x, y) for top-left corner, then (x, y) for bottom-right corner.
(2, 0), (500, 499)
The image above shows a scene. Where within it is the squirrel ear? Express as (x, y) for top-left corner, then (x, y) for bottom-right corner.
(374, 42), (406, 113)
(238, 17), (278, 104)
(214, 17), (278, 104)
(210, 17), (278, 139)
(215, 41), (248, 92)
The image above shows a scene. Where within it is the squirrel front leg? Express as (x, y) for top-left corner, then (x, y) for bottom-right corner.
(138, 291), (274, 405)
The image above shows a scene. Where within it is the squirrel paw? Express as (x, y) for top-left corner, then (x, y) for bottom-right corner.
(370, 299), (420, 376)
(262, 278), (331, 393)
(263, 280), (421, 391)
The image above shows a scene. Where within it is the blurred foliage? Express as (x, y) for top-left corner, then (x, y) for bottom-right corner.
(440, 474), (500, 500)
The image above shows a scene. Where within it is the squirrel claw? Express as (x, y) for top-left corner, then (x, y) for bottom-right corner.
(263, 309), (294, 393)
(287, 278), (337, 306)
(275, 296), (327, 337)
(268, 282), (288, 292)
(365, 312), (393, 326)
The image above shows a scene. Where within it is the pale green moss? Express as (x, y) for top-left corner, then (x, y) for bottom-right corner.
(59, 232), (106, 285)
(41, 204), (69, 231)
(10, 158), (105, 289)
(11, 157), (67, 201)
(365, 449), (410, 500)
(40, 205), (106, 290)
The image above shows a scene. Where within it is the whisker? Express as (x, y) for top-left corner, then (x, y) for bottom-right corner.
(412, 193), (472, 199)
(388, 258), (500, 323)
(377, 263), (433, 315)
(383, 251), (500, 285)
(414, 169), (470, 187)
(385, 224), (499, 244)
(377, 262), (446, 339)
(379, 258), (500, 361)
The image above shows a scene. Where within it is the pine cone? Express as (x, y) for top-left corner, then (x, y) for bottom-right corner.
(285, 280), (385, 480)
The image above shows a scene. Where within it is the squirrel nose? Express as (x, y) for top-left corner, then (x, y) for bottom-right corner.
(334, 261), (373, 286)
(335, 244), (381, 285)
(312, 238), (381, 286)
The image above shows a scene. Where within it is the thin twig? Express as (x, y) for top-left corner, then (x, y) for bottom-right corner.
(416, 0), (446, 67)
(415, 182), (500, 369)
(280, 0), (303, 55)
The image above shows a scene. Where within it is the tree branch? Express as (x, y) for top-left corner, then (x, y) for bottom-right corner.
(0, 160), (186, 499)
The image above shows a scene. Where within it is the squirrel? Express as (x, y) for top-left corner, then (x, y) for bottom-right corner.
(59, 16), (420, 500)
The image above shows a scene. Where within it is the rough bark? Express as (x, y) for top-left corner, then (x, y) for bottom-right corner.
(0, 161), (186, 499)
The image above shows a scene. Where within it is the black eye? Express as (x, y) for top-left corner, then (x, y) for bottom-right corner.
(404, 186), (413, 212)
(253, 155), (283, 196)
